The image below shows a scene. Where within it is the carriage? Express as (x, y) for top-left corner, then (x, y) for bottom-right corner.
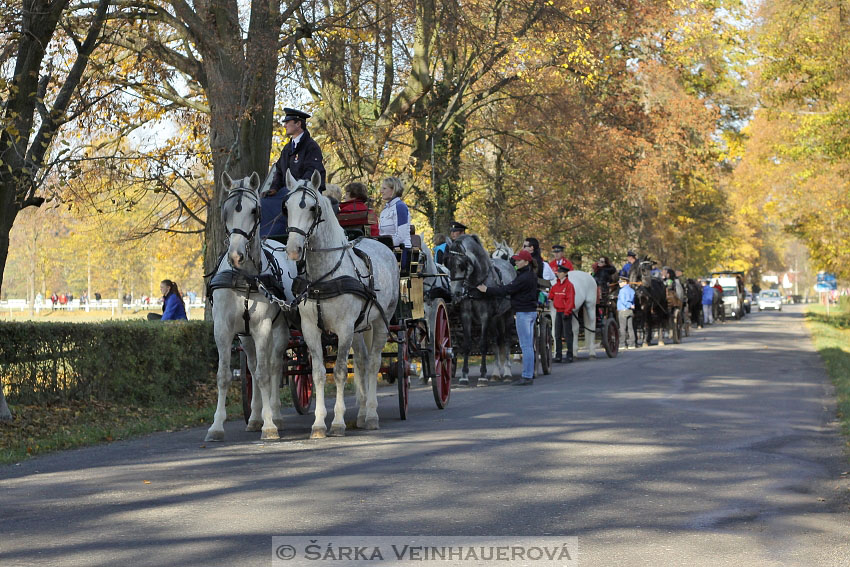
(587, 282), (622, 358)
(234, 206), (453, 423)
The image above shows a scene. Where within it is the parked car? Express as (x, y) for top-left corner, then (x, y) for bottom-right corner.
(757, 289), (782, 311)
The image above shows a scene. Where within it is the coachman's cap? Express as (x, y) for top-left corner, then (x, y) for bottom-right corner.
(627, 250), (637, 257)
(551, 245), (565, 252)
(619, 275), (629, 281)
(557, 265), (570, 274)
(449, 221), (467, 232)
(283, 108), (311, 122)
(512, 249), (533, 263)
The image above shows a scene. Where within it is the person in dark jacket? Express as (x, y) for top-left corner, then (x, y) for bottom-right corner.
(147, 279), (187, 321)
(523, 237), (546, 279)
(477, 249), (539, 386)
(261, 108), (326, 239)
(593, 256), (617, 289)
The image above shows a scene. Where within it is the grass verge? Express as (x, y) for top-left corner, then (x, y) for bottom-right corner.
(1, 374), (364, 466)
(0, 381), (243, 466)
(805, 302), (850, 448)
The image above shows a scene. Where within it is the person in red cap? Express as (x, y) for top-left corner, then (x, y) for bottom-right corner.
(548, 265), (575, 362)
(477, 248), (539, 385)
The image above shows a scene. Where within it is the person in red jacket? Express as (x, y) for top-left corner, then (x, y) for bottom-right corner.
(548, 244), (574, 273)
(548, 265), (576, 363)
(339, 181), (379, 236)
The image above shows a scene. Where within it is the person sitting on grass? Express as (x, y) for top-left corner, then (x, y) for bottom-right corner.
(147, 280), (187, 321)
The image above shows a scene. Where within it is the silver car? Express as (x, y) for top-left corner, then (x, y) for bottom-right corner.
(757, 290), (782, 311)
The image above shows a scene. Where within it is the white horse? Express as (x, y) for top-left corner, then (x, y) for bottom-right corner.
(284, 170), (399, 438)
(205, 172), (296, 442)
(491, 240), (514, 261)
(567, 270), (598, 358)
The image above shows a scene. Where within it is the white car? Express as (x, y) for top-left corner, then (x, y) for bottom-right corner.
(757, 290), (782, 311)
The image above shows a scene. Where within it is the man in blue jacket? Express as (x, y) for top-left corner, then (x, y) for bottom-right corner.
(701, 280), (715, 326)
(617, 276), (637, 349)
(619, 251), (637, 278)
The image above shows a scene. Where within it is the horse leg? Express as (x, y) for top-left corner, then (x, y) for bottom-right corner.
(585, 300), (597, 358)
(362, 324), (387, 430)
(301, 313), (328, 439)
(252, 324), (281, 440)
(269, 324), (289, 430)
(240, 338), (264, 431)
(329, 330), (354, 437)
(351, 331), (369, 428)
(460, 306), (473, 384)
(478, 313), (490, 385)
(657, 313), (666, 346)
(205, 326), (235, 442)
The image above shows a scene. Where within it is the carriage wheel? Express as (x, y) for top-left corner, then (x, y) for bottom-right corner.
(431, 299), (452, 409)
(240, 349), (252, 424)
(536, 314), (553, 375)
(397, 329), (410, 420)
(602, 317), (619, 358)
(289, 347), (314, 415)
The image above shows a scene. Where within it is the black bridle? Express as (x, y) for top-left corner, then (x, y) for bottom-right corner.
(222, 183), (261, 268)
(284, 183), (325, 246)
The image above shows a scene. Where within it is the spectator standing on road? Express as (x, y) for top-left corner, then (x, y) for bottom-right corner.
(617, 276), (637, 349)
(549, 265), (576, 362)
(702, 280), (715, 326)
(476, 249), (539, 386)
(147, 280), (188, 321)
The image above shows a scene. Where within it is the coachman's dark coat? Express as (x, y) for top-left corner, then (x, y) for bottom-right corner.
(268, 129), (326, 195)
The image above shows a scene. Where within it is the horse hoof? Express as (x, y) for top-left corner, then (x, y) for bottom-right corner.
(364, 418), (380, 430)
(261, 427), (280, 440)
(659, 341), (665, 346)
(458, 378), (469, 387)
(245, 420), (262, 432)
(328, 425), (346, 437)
(204, 429), (225, 442)
(310, 428), (327, 439)
(356, 416), (367, 429)
(477, 378), (489, 386)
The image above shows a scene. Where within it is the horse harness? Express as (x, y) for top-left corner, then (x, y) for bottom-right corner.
(205, 181), (286, 336)
(283, 184), (392, 334)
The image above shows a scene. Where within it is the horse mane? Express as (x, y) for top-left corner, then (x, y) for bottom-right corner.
(456, 234), (492, 284)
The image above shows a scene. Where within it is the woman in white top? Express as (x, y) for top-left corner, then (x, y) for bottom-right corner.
(378, 177), (412, 249)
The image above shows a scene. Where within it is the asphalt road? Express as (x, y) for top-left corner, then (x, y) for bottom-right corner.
(2, 305), (849, 567)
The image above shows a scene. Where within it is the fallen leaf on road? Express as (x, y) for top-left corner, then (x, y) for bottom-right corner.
(143, 480), (151, 484)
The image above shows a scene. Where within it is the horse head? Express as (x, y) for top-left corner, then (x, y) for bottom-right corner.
(221, 172), (262, 271)
(630, 256), (654, 286)
(283, 169), (327, 262)
(491, 240), (513, 261)
(445, 234), (491, 298)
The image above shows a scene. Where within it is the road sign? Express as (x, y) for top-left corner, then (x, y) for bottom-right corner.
(814, 272), (837, 293)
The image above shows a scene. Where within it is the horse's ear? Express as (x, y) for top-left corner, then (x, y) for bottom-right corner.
(285, 169), (297, 191)
(310, 170), (322, 190)
(221, 172), (233, 190)
(248, 172), (261, 190)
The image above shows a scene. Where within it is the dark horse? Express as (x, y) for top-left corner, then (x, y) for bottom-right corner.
(685, 278), (703, 328)
(444, 234), (515, 385)
(629, 257), (670, 346)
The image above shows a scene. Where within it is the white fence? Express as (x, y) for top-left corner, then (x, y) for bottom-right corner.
(0, 298), (205, 316)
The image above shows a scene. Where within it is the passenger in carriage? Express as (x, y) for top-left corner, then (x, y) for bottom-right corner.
(592, 256), (617, 288)
(323, 183), (342, 216)
(339, 182), (379, 236)
(619, 251), (637, 278)
(378, 176), (412, 266)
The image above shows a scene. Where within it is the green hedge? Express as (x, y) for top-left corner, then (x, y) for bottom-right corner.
(0, 321), (217, 405)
